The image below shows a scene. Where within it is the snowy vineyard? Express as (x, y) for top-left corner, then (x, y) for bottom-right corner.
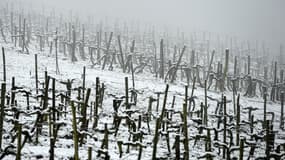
(0, 1), (285, 160)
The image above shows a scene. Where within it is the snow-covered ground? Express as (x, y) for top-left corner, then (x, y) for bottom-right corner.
(0, 43), (284, 159)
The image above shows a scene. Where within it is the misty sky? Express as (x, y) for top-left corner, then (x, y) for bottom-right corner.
(16, 0), (285, 52)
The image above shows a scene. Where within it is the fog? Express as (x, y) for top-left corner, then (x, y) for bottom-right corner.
(13, 0), (285, 53)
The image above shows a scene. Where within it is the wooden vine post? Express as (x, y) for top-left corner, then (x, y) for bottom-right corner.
(183, 103), (189, 160)
(2, 47), (6, 82)
(263, 93), (267, 129)
(152, 118), (160, 160)
(204, 80), (208, 126)
(159, 39), (164, 79)
(222, 49), (229, 92)
(49, 78), (56, 160)
(35, 54), (38, 96)
(152, 84), (169, 160)
(117, 35), (125, 72)
(71, 101), (79, 160)
(239, 138), (244, 160)
(205, 50), (215, 86)
(55, 28), (60, 74)
(170, 45), (186, 83)
(0, 83), (6, 149)
(236, 94), (240, 145)
(281, 92), (284, 129)
(71, 25), (77, 62)
(16, 124), (22, 160)
(223, 96), (227, 159)
(93, 77), (100, 128)
(125, 77), (129, 109)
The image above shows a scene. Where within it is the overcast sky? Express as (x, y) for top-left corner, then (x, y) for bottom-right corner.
(14, 0), (285, 52)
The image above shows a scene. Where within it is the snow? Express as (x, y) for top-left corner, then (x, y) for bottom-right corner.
(0, 42), (284, 159)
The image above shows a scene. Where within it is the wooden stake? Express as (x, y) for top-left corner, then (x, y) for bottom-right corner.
(16, 124), (22, 160)
(35, 54), (38, 96)
(236, 94), (240, 145)
(88, 147), (92, 160)
(0, 83), (6, 149)
(71, 101), (79, 160)
(280, 92), (284, 129)
(159, 39), (164, 79)
(239, 138), (244, 160)
(125, 77), (129, 109)
(2, 47), (6, 82)
(204, 80), (208, 126)
(223, 96), (227, 159)
(263, 94), (267, 129)
(183, 103), (189, 160)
